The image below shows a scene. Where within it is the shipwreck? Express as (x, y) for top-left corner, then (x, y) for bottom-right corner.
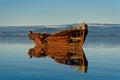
(28, 22), (88, 47)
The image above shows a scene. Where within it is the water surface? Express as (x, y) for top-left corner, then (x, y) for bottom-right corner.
(0, 37), (120, 80)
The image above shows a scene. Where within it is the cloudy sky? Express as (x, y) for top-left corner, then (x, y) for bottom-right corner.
(0, 0), (120, 26)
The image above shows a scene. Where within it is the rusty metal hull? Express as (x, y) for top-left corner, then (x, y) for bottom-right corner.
(28, 23), (88, 47)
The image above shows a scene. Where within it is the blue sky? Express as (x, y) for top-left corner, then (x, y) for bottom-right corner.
(0, 0), (120, 26)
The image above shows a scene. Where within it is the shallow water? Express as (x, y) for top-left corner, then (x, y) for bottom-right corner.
(0, 37), (120, 80)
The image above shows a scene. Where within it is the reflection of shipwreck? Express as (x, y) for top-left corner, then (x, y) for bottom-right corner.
(28, 22), (88, 46)
(28, 44), (88, 73)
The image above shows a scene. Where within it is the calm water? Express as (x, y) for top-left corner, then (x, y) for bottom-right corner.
(0, 37), (120, 80)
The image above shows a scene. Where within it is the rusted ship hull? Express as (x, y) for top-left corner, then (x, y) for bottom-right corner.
(28, 23), (88, 47)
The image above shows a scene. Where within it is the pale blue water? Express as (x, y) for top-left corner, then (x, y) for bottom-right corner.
(0, 24), (120, 80)
(0, 37), (120, 80)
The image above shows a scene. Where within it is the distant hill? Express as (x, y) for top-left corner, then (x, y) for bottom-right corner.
(0, 23), (120, 37)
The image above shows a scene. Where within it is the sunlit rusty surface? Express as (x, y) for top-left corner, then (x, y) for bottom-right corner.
(28, 23), (88, 46)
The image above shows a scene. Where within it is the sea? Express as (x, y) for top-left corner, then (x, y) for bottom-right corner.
(0, 24), (120, 80)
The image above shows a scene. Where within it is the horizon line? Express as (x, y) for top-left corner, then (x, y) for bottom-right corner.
(0, 22), (120, 27)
